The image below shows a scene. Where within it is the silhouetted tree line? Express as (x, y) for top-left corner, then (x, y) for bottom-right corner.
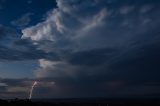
(0, 98), (160, 106)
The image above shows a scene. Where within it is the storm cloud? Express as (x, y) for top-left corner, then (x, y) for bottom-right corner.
(0, 0), (159, 98)
(19, 0), (160, 98)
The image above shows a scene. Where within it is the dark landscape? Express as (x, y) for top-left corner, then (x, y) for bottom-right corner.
(0, 98), (160, 106)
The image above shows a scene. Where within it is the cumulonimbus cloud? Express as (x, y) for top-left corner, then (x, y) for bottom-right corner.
(21, 0), (160, 97)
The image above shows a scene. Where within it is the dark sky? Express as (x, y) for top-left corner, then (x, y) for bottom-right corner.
(0, 0), (160, 99)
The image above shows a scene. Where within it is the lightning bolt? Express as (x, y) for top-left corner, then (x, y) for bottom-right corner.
(29, 81), (37, 99)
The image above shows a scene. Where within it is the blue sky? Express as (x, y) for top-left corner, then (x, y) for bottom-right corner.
(0, 0), (160, 99)
(0, 61), (38, 78)
(0, 0), (56, 25)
